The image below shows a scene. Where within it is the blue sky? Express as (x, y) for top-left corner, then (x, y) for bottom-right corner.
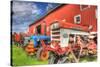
(12, 1), (60, 33)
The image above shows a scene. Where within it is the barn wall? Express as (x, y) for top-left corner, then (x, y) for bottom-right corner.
(28, 4), (97, 36)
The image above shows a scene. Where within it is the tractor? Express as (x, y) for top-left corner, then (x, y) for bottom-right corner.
(24, 35), (50, 61)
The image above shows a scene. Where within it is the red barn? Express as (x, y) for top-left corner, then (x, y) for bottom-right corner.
(28, 4), (97, 47)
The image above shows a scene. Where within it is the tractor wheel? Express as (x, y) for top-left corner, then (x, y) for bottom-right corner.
(57, 57), (68, 64)
(48, 52), (55, 64)
(37, 47), (49, 61)
(54, 54), (69, 64)
(49, 52), (70, 64)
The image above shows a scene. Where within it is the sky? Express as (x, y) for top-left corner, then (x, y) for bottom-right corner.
(12, 1), (60, 33)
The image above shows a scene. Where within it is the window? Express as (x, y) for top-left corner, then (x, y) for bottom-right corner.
(74, 15), (81, 24)
(36, 25), (41, 34)
(63, 34), (68, 38)
(80, 5), (90, 11)
(51, 22), (59, 30)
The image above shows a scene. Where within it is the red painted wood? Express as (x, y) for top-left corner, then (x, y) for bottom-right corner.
(28, 4), (97, 36)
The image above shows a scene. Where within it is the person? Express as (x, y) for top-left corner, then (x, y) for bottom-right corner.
(93, 36), (97, 44)
(67, 34), (80, 63)
(86, 35), (97, 55)
(76, 35), (84, 46)
(19, 32), (25, 47)
(12, 33), (15, 45)
(14, 32), (20, 46)
(69, 34), (74, 41)
(68, 34), (75, 53)
(74, 35), (85, 59)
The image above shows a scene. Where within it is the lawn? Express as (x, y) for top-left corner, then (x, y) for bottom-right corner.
(80, 55), (97, 62)
(11, 45), (48, 66)
(11, 45), (97, 66)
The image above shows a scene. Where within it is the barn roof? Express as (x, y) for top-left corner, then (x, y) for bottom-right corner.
(29, 4), (66, 27)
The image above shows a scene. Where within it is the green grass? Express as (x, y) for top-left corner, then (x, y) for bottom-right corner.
(11, 45), (97, 66)
(12, 45), (48, 66)
(80, 56), (97, 63)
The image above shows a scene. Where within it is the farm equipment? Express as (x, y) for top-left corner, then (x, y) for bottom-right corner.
(24, 35), (50, 61)
(39, 40), (71, 63)
(47, 29), (97, 64)
(24, 35), (73, 62)
(40, 40), (79, 63)
(13, 31), (97, 63)
(12, 32), (25, 47)
(14, 23), (97, 63)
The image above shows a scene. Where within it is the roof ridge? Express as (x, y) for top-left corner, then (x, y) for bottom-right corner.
(29, 4), (66, 27)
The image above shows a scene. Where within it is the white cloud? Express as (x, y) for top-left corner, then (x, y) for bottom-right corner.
(12, 1), (40, 17)
(12, 1), (41, 32)
(12, 24), (28, 33)
(12, 1), (58, 33)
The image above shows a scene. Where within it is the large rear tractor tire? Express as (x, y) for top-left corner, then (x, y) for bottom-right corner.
(48, 52), (55, 64)
(37, 47), (49, 61)
(48, 52), (70, 64)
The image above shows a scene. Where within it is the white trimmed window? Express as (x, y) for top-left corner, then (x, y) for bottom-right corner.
(74, 14), (81, 24)
(80, 5), (90, 11)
